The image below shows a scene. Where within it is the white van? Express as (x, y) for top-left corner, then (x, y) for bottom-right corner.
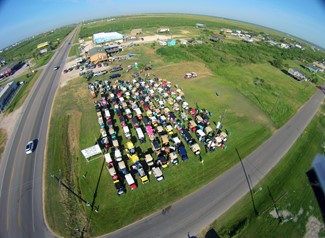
(136, 127), (145, 143)
(123, 126), (131, 139)
(114, 148), (122, 162)
(159, 100), (164, 109)
(104, 153), (112, 164)
(125, 173), (137, 190)
(196, 129), (206, 142)
(104, 109), (111, 119)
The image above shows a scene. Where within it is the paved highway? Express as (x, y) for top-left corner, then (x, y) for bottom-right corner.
(0, 28), (78, 238)
(0, 24), (323, 238)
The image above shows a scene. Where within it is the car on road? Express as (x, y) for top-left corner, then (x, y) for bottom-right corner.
(25, 140), (35, 154)
(54, 66), (60, 70)
(109, 73), (121, 79)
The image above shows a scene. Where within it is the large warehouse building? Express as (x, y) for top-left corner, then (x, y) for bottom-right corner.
(93, 32), (124, 44)
(0, 81), (17, 111)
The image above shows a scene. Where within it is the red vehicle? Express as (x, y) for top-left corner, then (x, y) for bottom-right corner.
(189, 108), (197, 117)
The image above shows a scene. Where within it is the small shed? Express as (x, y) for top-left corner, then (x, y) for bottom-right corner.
(210, 34), (225, 42)
(307, 64), (319, 73)
(196, 23), (206, 28)
(288, 68), (307, 81)
(157, 27), (170, 33)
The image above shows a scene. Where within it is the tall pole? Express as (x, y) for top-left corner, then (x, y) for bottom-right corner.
(51, 174), (91, 207)
(235, 148), (258, 216)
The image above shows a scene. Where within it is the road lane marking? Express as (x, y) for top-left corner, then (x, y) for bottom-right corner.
(6, 132), (25, 231)
(6, 166), (14, 231)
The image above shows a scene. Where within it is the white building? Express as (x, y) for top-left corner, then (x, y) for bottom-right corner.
(0, 81), (17, 110)
(93, 32), (124, 44)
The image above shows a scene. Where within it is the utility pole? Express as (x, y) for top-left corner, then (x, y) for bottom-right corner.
(235, 148), (258, 216)
(51, 174), (91, 207)
(267, 186), (282, 223)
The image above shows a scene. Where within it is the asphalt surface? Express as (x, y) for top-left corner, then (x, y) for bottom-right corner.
(0, 25), (323, 238)
(0, 28), (78, 238)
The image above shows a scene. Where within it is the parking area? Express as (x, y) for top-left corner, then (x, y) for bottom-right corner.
(88, 76), (229, 195)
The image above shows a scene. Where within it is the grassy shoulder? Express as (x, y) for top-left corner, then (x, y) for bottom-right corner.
(68, 44), (80, 57)
(0, 128), (7, 159)
(199, 104), (325, 238)
(5, 70), (42, 113)
(32, 51), (55, 68)
(0, 26), (74, 63)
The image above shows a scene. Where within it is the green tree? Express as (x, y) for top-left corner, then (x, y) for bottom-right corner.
(271, 58), (283, 69)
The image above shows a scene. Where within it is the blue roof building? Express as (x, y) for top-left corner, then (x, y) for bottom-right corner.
(168, 40), (176, 46)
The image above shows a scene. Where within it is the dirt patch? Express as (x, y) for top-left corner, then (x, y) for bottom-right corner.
(153, 61), (213, 81)
(0, 107), (23, 156)
(144, 48), (156, 55)
(181, 30), (190, 34)
(66, 110), (82, 156)
(303, 216), (324, 238)
(269, 209), (292, 219)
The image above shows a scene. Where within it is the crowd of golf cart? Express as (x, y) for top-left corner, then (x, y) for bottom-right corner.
(89, 76), (229, 195)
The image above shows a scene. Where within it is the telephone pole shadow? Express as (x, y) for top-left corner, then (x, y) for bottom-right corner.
(235, 148), (258, 216)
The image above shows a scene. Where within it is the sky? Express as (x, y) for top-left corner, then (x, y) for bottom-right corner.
(0, 0), (325, 49)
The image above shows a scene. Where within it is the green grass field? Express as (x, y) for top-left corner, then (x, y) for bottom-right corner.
(0, 26), (74, 64)
(5, 70), (42, 113)
(68, 44), (80, 57)
(44, 14), (324, 237)
(199, 104), (325, 238)
(80, 14), (301, 41)
(31, 51), (55, 68)
(45, 67), (273, 236)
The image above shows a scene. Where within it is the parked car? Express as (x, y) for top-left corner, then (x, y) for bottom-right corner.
(142, 116), (151, 126)
(157, 154), (168, 168)
(151, 139), (160, 153)
(126, 141), (136, 154)
(152, 167), (164, 181)
(114, 181), (126, 195)
(114, 148), (122, 162)
(94, 71), (102, 77)
(190, 143), (201, 155)
(180, 129), (194, 145)
(110, 66), (123, 73)
(136, 127), (146, 143)
(118, 161), (128, 175)
(178, 145), (189, 161)
(134, 162), (149, 184)
(169, 152), (179, 165)
(145, 154), (154, 167)
(184, 72), (197, 78)
(109, 73), (121, 79)
(123, 126), (131, 139)
(125, 173), (137, 190)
